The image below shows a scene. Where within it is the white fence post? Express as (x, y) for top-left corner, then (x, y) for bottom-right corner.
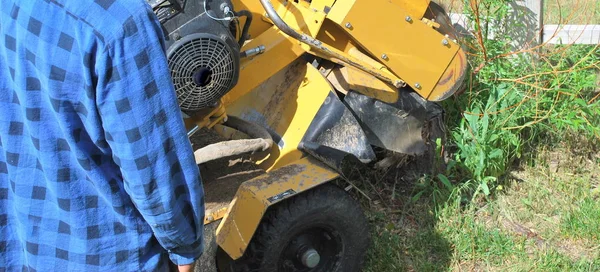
(518, 0), (544, 45)
(505, 0), (544, 49)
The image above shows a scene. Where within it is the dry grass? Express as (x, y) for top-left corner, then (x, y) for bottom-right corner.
(545, 0), (600, 24)
(364, 141), (600, 271)
(473, 147), (600, 263)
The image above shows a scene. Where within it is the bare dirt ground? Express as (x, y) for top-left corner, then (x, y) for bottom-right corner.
(190, 128), (264, 212)
(189, 128), (265, 272)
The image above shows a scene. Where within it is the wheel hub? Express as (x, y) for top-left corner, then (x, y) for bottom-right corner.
(300, 248), (321, 268)
(279, 226), (342, 271)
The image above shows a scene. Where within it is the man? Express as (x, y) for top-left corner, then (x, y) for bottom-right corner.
(0, 0), (205, 271)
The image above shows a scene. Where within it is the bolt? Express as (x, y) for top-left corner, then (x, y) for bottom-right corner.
(345, 22), (352, 29)
(241, 45), (266, 58)
(394, 80), (403, 88)
(442, 39), (449, 45)
(220, 3), (231, 13)
(415, 83), (422, 89)
(405, 16), (412, 22)
(381, 53), (388, 60)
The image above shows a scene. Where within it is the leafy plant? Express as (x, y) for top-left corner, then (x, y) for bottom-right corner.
(437, 0), (600, 200)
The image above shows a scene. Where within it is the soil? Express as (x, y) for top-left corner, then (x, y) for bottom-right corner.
(190, 128), (265, 272)
(189, 128), (264, 212)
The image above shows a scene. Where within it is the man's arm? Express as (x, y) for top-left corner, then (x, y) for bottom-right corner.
(94, 8), (205, 266)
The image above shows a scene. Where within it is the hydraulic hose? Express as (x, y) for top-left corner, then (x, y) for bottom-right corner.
(193, 116), (274, 165)
(259, 0), (303, 40)
(234, 10), (253, 47)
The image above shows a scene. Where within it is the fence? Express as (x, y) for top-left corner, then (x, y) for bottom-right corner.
(446, 0), (600, 45)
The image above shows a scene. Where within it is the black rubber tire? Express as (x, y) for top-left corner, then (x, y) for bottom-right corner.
(217, 184), (370, 272)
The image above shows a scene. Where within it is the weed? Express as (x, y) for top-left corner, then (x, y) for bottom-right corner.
(365, 1), (600, 270)
(439, 0), (600, 198)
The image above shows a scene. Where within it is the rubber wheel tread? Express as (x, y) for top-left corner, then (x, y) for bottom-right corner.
(218, 184), (370, 272)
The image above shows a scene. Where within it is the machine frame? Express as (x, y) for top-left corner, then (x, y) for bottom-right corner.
(180, 0), (466, 267)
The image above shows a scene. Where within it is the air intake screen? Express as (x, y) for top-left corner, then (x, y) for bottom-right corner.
(168, 33), (237, 111)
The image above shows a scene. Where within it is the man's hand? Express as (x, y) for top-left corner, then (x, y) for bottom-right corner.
(178, 263), (195, 272)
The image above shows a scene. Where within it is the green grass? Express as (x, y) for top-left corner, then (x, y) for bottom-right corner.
(364, 203), (452, 272)
(562, 198), (600, 242)
(363, 146), (600, 271)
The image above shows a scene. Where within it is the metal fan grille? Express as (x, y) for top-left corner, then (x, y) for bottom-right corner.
(169, 36), (235, 111)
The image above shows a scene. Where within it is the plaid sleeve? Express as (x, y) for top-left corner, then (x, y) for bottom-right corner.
(94, 7), (205, 265)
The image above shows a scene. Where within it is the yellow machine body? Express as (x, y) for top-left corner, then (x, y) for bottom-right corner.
(216, 157), (339, 259)
(184, 0), (467, 260)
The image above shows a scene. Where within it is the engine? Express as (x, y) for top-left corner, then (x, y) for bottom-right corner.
(149, 0), (242, 112)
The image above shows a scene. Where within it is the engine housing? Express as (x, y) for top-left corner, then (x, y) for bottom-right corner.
(150, 0), (241, 112)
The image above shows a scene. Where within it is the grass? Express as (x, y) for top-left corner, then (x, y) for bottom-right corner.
(436, 0), (600, 24)
(362, 144), (600, 271)
(544, 0), (600, 24)
(358, 2), (600, 271)
(362, 195), (452, 271)
(562, 197), (600, 242)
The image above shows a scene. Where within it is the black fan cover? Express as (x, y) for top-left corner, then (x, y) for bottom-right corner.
(167, 33), (237, 111)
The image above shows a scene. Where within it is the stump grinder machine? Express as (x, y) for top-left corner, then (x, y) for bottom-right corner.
(149, 0), (466, 270)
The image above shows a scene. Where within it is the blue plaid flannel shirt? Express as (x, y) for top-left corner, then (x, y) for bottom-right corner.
(0, 0), (205, 271)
